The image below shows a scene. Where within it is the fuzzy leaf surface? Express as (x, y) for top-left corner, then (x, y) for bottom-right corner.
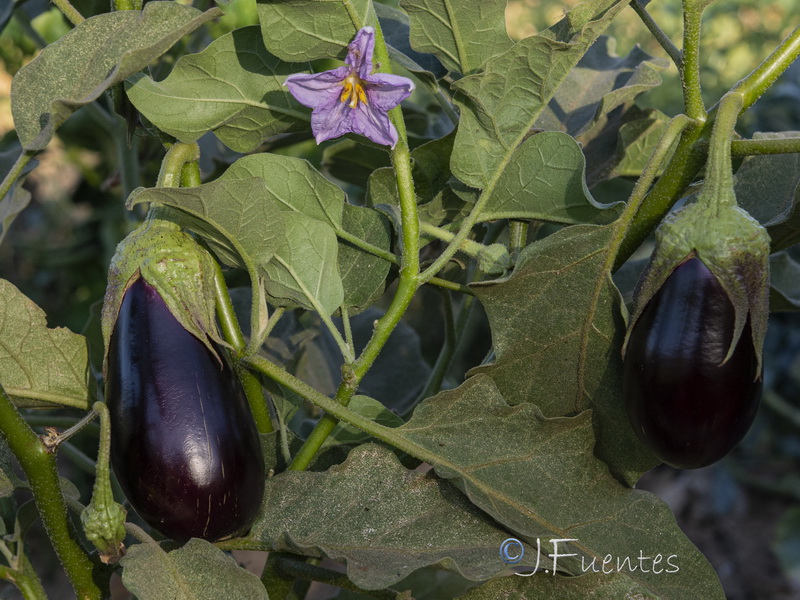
(0, 279), (92, 409)
(10, 2), (220, 151)
(257, 0), (370, 62)
(120, 539), (268, 600)
(457, 572), (657, 599)
(450, 0), (628, 188)
(399, 0), (511, 74)
(471, 225), (657, 483)
(392, 375), (723, 599)
(252, 444), (535, 589)
(126, 26), (307, 153)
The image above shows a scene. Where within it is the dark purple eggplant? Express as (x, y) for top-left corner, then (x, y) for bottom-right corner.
(106, 277), (264, 541)
(623, 258), (762, 469)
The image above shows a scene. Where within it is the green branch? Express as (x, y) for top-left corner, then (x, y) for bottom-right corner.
(156, 142), (200, 188)
(732, 25), (800, 111)
(631, 0), (682, 68)
(0, 563), (46, 600)
(680, 3), (707, 120)
(0, 384), (104, 599)
(730, 136), (800, 156)
(52, 0), (85, 25)
(286, 19), (421, 471)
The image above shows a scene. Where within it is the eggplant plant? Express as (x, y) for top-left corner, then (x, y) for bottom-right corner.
(0, 0), (799, 599)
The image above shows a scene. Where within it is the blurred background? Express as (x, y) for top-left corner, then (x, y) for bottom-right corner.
(1, 0), (799, 598)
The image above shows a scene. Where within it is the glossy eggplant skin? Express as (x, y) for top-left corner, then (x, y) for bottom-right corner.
(623, 258), (762, 469)
(106, 278), (264, 541)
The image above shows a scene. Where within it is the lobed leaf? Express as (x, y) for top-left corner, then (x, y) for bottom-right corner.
(0, 279), (92, 410)
(399, 0), (512, 75)
(394, 375), (724, 599)
(470, 225), (658, 483)
(126, 26), (308, 153)
(120, 538), (268, 600)
(257, 0), (370, 62)
(10, 2), (221, 151)
(252, 444), (537, 590)
(449, 0), (628, 189)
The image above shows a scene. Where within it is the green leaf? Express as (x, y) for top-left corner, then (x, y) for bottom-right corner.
(0, 147), (37, 245)
(10, 2), (221, 151)
(120, 538), (268, 600)
(769, 247), (800, 310)
(322, 139), (392, 190)
(734, 132), (800, 248)
(604, 110), (672, 181)
(450, 0), (628, 189)
(375, 2), (447, 82)
(0, 279), (92, 410)
(0, 435), (16, 497)
(257, 0), (370, 62)
(251, 443), (533, 589)
(393, 375), (724, 598)
(338, 204), (393, 313)
(471, 225), (658, 483)
(457, 572), (657, 599)
(220, 153), (344, 228)
(263, 212), (344, 315)
(535, 37), (668, 137)
(126, 26), (308, 153)
(478, 132), (622, 225)
(127, 179), (284, 271)
(399, 0), (511, 75)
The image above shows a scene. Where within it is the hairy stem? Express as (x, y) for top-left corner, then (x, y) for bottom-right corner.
(52, 0), (85, 25)
(732, 25), (800, 111)
(730, 136), (800, 155)
(681, 3), (707, 120)
(632, 0), (682, 67)
(156, 143), (200, 188)
(0, 563), (47, 600)
(0, 151), (35, 205)
(702, 91), (744, 212)
(0, 385), (104, 599)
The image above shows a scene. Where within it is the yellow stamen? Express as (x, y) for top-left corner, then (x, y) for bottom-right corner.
(340, 75), (368, 109)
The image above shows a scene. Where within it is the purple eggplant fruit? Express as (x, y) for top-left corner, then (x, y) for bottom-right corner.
(106, 277), (264, 541)
(623, 258), (762, 469)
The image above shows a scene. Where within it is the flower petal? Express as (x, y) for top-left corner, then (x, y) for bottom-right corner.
(284, 67), (349, 109)
(346, 27), (375, 80)
(310, 98), (355, 144)
(364, 73), (415, 112)
(351, 103), (398, 148)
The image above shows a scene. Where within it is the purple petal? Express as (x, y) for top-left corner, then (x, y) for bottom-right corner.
(310, 99), (355, 144)
(351, 104), (398, 148)
(364, 73), (415, 112)
(284, 67), (349, 109)
(346, 27), (375, 80)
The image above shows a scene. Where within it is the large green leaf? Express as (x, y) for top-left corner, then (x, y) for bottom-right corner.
(120, 538), (267, 600)
(257, 0), (370, 62)
(471, 225), (658, 483)
(0, 279), (92, 410)
(457, 572), (657, 599)
(450, 0), (628, 189)
(10, 2), (221, 151)
(392, 375), (724, 598)
(252, 444), (537, 589)
(535, 37), (668, 137)
(478, 132), (622, 225)
(126, 26), (308, 153)
(399, 0), (511, 74)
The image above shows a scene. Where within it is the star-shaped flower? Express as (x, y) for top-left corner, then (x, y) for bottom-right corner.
(284, 27), (414, 149)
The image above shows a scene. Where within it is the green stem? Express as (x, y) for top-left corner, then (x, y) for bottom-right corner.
(52, 0), (84, 25)
(181, 161), (203, 187)
(0, 385), (103, 599)
(0, 564), (46, 600)
(681, 3), (707, 120)
(124, 522), (158, 545)
(114, 0), (142, 10)
(732, 25), (800, 111)
(212, 261), (274, 434)
(420, 220), (496, 262)
(260, 553), (295, 599)
(156, 143), (200, 188)
(509, 220), (528, 262)
(0, 151), (35, 204)
(730, 136), (800, 156)
(631, 0), (682, 68)
(287, 19), (420, 472)
(701, 91), (744, 212)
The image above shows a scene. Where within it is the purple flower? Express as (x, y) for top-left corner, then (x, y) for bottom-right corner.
(284, 27), (414, 149)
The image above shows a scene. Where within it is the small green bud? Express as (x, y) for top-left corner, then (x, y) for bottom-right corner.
(624, 199), (770, 375)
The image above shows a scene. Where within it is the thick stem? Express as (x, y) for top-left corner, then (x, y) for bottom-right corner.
(701, 91), (744, 212)
(732, 25), (800, 111)
(0, 385), (104, 599)
(156, 143), (200, 189)
(0, 564), (47, 600)
(730, 136), (800, 156)
(681, 4), (707, 120)
(509, 220), (529, 262)
(181, 161), (203, 187)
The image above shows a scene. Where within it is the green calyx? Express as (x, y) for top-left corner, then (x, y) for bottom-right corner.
(80, 402), (126, 564)
(101, 216), (223, 375)
(625, 199), (770, 375)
